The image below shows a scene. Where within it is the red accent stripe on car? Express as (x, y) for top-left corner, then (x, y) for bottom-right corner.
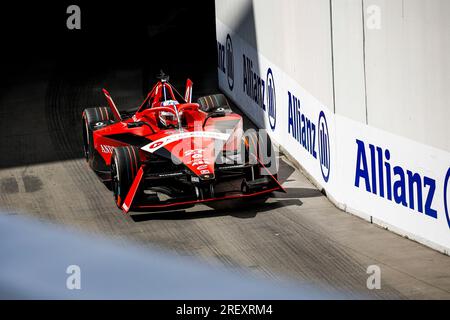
(133, 187), (281, 210)
(121, 166), (145, 213)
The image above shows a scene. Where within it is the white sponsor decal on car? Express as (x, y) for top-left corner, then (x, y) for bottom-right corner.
(100, 145), (114, 154)
(184, 149), (212, 175)
(141, 131), (230, 153)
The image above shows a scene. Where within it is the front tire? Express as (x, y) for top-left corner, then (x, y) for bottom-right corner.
(82, 107), (114, 162)
(111, 146), (141, 208)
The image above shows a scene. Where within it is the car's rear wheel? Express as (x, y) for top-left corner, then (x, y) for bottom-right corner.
(111, 146), (142, 208)
(258, 132), (279, 179)
(82, 107), (114, 162)
(241, 132), (278, 203)
(242, 131), (279, 182)
(197, 94), (232, 113)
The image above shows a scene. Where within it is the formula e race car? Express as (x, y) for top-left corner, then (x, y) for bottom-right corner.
(82, 72), (284, 213)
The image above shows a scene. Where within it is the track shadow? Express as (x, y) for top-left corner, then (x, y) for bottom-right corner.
(130, 197), (302, 222)
(277, 158), (296, 184)
(274, 187), (323, 199)
(124, 146), (318, 222)
(127, 153), (314, 222)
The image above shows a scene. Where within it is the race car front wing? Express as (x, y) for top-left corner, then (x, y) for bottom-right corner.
(120, 163), (285, 213)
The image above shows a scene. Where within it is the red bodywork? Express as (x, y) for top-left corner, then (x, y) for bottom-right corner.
(88, 79), (284, 213)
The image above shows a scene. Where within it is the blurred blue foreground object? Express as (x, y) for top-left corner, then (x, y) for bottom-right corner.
(0, 214), (346, 299)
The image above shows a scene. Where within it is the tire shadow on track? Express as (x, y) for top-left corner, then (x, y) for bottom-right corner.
(127, 176), (322, 223)
(130, 198), (303, 222)
(109, 155), (313, 222)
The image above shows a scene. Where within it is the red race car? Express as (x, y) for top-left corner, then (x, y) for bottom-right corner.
(82, 72), (284, 213)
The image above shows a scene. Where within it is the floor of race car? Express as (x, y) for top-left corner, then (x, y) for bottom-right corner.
(1, 63), (449, 299)
(136, 175), (279, 210)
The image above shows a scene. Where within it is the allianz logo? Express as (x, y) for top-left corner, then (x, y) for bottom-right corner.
(288, 92), (317, 159)
(287, 91), (331, 183)
(242, 54), (277, 131)
(243, 53), (266, 111)
(217, 34), (234, 91)
(354, 140), (439, 220)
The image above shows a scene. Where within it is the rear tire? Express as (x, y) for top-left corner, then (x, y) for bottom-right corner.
(242, 131), (279, 181)
(197, 94), (232, 113)
(258, 132), (279, 178)
(82, 107), (114, 162)
(241, 132), (258, 182)
(111, 146), (142, 208)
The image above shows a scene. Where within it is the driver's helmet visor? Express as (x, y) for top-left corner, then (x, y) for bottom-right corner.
(161, 100), (179, 107)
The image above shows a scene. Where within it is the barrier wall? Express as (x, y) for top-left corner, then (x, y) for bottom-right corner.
(215, 0), (450, 253)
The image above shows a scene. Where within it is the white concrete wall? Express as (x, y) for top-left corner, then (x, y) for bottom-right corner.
(215, 0), (335, 111)
(218, 0), (450, 151)
(331, 0), (367, 123)
(332, 0), (450, 150)
(215, 0), (450, 253)
(363, 0), (450, 152)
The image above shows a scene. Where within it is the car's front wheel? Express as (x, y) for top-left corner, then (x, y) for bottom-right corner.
(111, 146), (141, 208)
(82, 107), (114, 162)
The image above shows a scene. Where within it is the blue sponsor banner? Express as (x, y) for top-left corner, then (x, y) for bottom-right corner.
(217, 34), (234, 91)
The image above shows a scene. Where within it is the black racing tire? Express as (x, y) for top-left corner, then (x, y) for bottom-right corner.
(258, 132), (279, 178)
(241, 132), (258, 181)
(82, 107), (114, 162)
(243, 131), (279, 181)
(110, 146), (142, 208)
(197, 94), (232, 113)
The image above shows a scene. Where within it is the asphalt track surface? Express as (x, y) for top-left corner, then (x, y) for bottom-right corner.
(0, 1), (449, 300)
(0, 62), (449, 299)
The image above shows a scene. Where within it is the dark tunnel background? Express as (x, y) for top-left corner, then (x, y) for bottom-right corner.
(0, 1), (260, 169)
(0, 1), (219, 168)
(0, 1), (217, 95)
